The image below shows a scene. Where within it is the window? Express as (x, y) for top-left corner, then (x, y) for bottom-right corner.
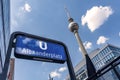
(101, 51), (105, 57)
(99, 52), (103, 58)
(79, 72), (87, 80)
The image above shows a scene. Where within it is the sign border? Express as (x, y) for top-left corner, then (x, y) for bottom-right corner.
(14, 32), (67, 64)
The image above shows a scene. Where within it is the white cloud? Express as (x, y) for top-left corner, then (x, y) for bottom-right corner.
(49, 67), (67, 79)
(58, 67), (67, 72)
(21, 3), (32, 12)
(83, 41), (92, 49)
(11, 2), (32, 32)
(17, 3), (31, 18)
(81, 6), (113, 32)
(25, 3), (31, 12)
(50, 71), (61, 78)
(97, 36), (109, 45)
(119, 32), (120, 37)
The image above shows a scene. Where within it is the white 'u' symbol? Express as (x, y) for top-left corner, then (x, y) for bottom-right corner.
(39, 41), (47, 50)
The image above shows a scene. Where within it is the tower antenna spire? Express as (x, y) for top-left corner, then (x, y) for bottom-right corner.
(64, 6), (71, 19)
(64, 6), (74, 23)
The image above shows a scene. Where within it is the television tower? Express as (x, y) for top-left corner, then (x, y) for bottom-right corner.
(65, 7), (96, 78)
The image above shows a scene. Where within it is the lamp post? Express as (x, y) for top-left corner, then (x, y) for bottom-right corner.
(65, 8), (96, 78)
(49, 74), (53, 80)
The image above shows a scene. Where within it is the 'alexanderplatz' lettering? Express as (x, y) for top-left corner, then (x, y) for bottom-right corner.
(16, 47), (63, 60)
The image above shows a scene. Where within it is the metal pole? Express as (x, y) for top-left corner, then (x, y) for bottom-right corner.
(66, 47), (76, 80)
(1, 33), (15, 80)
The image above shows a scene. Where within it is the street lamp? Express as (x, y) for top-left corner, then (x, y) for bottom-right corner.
(49, 74), (53, 80)
(65, 7), (96, 78)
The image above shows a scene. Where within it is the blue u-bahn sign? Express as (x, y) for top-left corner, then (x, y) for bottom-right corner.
(14, 34), (67, 63)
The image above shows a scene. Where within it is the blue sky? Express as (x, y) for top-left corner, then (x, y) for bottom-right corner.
(10, 0), (120, 80)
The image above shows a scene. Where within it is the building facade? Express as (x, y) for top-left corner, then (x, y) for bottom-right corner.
(66, 44), (120, 80)
(0, 0), (10, 75)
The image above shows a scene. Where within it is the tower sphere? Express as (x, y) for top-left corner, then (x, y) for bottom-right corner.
(68, 21), (79, 32)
